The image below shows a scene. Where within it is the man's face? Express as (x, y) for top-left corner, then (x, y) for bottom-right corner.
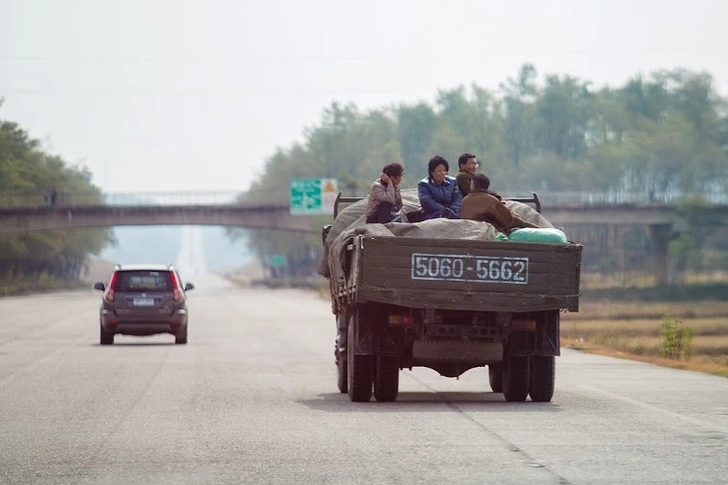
(464, 158), (478, 175)
(391, 173), (403, 186)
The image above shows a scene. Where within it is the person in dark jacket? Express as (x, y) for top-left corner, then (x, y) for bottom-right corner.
(455, 152), (503, 201)
(455, 153), (478, 196)
(460, 174), (540, 234)
(417, 156), (462, 220)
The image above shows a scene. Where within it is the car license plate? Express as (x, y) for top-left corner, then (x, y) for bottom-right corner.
(133, 297), (155, 306)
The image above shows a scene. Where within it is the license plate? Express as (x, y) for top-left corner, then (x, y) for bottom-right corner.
(133, 297), (155, 306)
(411, 253), (529, 284)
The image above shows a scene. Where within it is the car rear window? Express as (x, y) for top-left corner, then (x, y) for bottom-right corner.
(116, 270), (172, 292)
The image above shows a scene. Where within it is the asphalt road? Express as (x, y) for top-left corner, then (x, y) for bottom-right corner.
(1, 280), (726, 484)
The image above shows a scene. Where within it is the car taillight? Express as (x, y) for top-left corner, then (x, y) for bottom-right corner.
(169, 272), (183, 301)
(104, 272), (118, 302)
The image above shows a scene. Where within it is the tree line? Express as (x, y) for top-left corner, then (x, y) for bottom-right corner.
(231, 65), (728, 282)
(0, 99), (113, 293)
(2, 63), (727, 290)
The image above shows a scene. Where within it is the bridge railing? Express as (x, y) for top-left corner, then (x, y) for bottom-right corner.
(0, 191), (247, 208)
(1, 189), (727, 209)
(531, 191), (728, 206)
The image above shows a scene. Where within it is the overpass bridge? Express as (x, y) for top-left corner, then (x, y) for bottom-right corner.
(2, 189), (727, 232)
(0, 203), (320, 234)
(1, 190), (727, 284)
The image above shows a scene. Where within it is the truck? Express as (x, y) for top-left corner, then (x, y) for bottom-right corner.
(319, 189), (582, 403)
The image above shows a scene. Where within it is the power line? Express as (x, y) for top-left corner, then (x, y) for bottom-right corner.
(0, 47), (717, 62)
(0, 87), (432, 96)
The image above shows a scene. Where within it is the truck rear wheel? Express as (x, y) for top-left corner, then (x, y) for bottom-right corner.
(503, 355), (529, 402)
(337, 348), (347, 394)
(529, 356), (555, 402)
(374, 356), (399, 402)
(347, 319), (373, 402)
(488, 364), (503, 393)
(336, 319), (348, 393)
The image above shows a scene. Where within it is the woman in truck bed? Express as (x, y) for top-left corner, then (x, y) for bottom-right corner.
(416, 156), (463, 220)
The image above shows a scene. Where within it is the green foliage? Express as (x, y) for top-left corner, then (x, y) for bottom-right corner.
(659, 313), (694, 359)
(231, 65), (728, 277)
(0, 105), (113, 294)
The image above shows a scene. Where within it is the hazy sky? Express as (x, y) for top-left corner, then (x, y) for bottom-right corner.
(2, 0), (727, 193)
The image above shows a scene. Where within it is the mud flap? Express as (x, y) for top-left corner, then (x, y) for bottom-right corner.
(509, 310), (560, 357)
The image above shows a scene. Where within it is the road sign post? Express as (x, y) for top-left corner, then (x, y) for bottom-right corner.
(289, 178), (338, 215)
(269, 254), (287, 267)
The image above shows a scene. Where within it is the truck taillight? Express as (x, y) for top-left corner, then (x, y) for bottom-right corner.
(170, 272), (183, 301)
(104, 272), (118, 302)
(388, 314), (413, 326)
(512, 319), (536, 331)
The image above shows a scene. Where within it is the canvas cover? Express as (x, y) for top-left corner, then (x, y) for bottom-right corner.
(317, 188), (554, 285)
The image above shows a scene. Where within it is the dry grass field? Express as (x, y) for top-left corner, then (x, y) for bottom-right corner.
(562, 299), (728, 377)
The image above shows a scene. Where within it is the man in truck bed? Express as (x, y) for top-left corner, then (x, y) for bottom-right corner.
(460, 174), (542, 235)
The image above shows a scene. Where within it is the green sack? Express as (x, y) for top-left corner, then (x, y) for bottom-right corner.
(508, 227), (567, 244)
(494, 232), (509, 241)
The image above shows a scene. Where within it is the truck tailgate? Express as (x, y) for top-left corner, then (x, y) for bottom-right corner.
(348, 236), (582, 312)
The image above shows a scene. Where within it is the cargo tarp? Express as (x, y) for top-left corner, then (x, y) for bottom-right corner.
(317, 188), (554, 286)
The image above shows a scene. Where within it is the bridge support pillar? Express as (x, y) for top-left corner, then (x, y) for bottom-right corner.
(648, 224), (672, 286)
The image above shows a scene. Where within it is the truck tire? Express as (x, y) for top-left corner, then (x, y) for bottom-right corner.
(336, 316), (348, 393)
(347, 319), (373, 402)
(503, 355), (529, 402)
(337, 349), (347, 394)
(374, 356), (399, 402)
(529, 356), (555, 402)
(488, 364), (503, 393)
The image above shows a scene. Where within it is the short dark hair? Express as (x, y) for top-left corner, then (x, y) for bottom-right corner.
(458, 153), (476, 168)
(382, 162), (404, 178)
(471, 173), (491, 190)
(427, 156), (449, 176)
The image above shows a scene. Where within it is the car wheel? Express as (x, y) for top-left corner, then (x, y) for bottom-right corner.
(175, 327), (188, 345)
(100, 326), (114, 345)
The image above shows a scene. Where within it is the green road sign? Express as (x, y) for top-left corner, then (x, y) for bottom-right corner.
(270, 254), (286, 267)
(289, 178), (338, 215)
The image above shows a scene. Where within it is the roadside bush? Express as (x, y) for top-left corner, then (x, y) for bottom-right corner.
(660, 313), (693, 359)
